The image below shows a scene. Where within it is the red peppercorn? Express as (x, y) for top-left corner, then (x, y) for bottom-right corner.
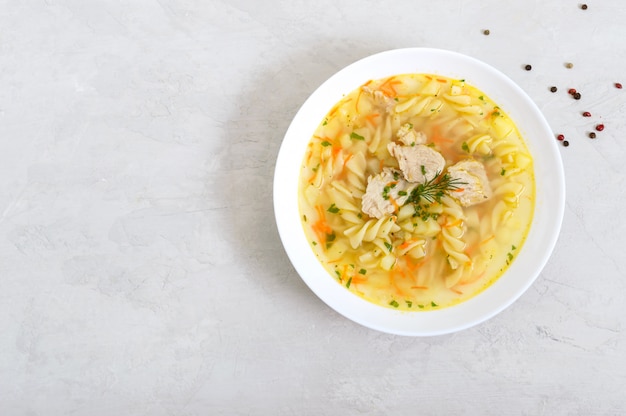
(582, 111), (591, 117)
(568, 88), (577, 95)
(557, 134), (565, 141)
(616, 83), (623, 89)
(596, 124), (605, 131)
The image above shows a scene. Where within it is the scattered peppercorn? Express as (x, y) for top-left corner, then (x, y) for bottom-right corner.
(581, 4), (588, 10)
(582, 111), (591, 117)
(596, 124), (605, 131)
(589, 132), (596, 139)
(616, 83), (623, 89)
(562, 141), (569, 147)
(524, 64), (532, 71)
(573, 92), (581, 100)
(557, 134), (565, 141)
(565, 62), (574, 69)
(483, 29), (490, 35)
(550, 86), (558, 93)
(568, 88), (577, 95)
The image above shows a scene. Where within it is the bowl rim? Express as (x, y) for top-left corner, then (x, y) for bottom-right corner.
(273, 47), (565, 336)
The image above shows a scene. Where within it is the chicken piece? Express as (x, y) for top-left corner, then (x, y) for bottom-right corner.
(397, 123), (427, 147)
(362, 168), (413, 219)
(447, 160), (493, 207)
(362, 86), (396, 112)
(388, 142), (445, 184)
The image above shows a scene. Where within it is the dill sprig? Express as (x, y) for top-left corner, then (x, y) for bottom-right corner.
(406, 172), (466, 205)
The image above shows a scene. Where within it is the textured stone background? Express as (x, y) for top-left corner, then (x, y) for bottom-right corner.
(1, 1), (625, 414)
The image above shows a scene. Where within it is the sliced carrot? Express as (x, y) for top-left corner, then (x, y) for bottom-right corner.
(364, 112), (380, 126)
(379, 76), (402, 98)
(443, 218), (463, 229)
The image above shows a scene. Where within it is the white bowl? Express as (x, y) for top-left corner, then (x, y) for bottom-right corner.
(273, 48), (565, 336)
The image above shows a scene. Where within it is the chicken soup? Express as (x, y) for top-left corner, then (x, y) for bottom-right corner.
(298, 73), (535, 311)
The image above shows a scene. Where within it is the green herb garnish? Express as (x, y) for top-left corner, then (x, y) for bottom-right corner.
(359, 268), (367, 275)
(462, 142), (470, 153)
(350, 132), (365, 141)
(321, 140), (332, 147)
(346, 277), (352, 288)
(389, 300), (399, 308)
(327, 203), (340, 214)
(384, 242), (393, 252)
(406, 172), (466, 205)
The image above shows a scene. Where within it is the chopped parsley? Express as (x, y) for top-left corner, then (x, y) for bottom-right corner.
(358, 268), (367, 275)
(462, 141), (470, 153)
(431, 301), (438, 307)
(384, 242), (393, 252)
(303, 215), (307, 222)
(326, 232), (336, 249)
(405, 300), (413, 308)
(346, 277), (352, 288)
(350, 132), (365, 141)
(322, 118), (328, 126)
(500, 168), (506, 176)
(420, 165), (426, 175)
(389, 300), (399, 308)
(321, 140), (332, 147)
(327, 203), (340, 214)
(398, 190), (407, 196)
